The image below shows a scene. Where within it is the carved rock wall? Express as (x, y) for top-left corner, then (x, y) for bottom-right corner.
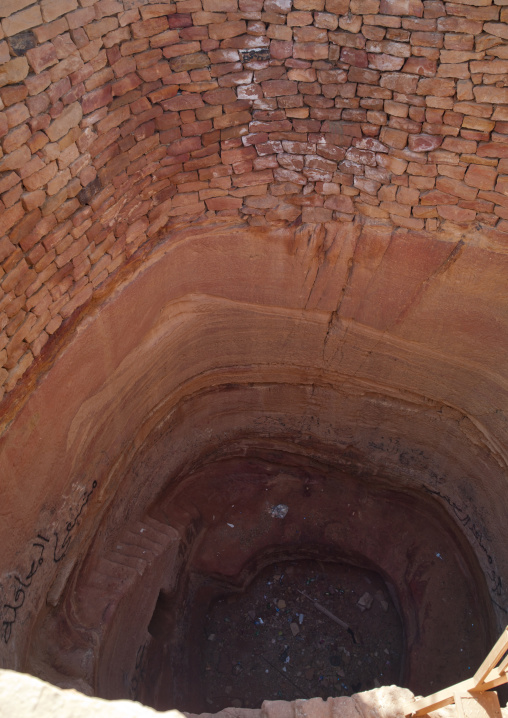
(0, 220), (507, 706)
(1, 0), (508, 398)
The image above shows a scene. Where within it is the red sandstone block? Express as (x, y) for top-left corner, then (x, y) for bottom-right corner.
(3, 121), (30, 154)
(420, 189), (458, 205)
(46, 77), (71, 106)
(113, 56), (137, 79)
(112, 72), (142, 96)
(131, 16), (169, 38)
(0, 202), (24, 237)
(222, 146), (257, 164)
(380, 72), (419, 95)
(202, 88), (236, 105)
(5, 103), (30, 129)
(270, 40), (292, 59)
(294, 26), (327, 43)
(138, 61), (172, 82)
(437, 17), (483, 34)
(214, 110), (252, 130)
(167, 136), (202, 156)
(261, 80), (297, 97)
(477, 143), (508, 159)
(138, 3), (174, 20)
(22, 161), (58, 192)
(82, 85), (113, 115)
(407, 162), (437, 177)
(167, 13), (193, 28)
(380, 0), (423, 15)
(408, 134), (442, 152)
(442, 137), (477, 154)
(294, 43), (329, 61)
(495, 177), (508, 195)
(348, 66), (380, 85)
(367, 53), (404, 71)
(164, 93), (204, 111)
(0, 146), (31, 174)
(286, 11), (313, 27)
(205, 196), (243, 210)
(345, 147), (376, 166)
(50, 55), (85, 85)
(341, 47), (369, 68)
(273, 167), (306, 184)
(150, 29), (180, 48)
(66, 6), (95, 30)
(278, 153), (304, 172)
(0, 85), (28, 109)
(0, 114), (7, 140)
(135, 48), (163, 70)
(305, 154), (336, 173)
(208, 20), (246, 40)
(412, 30), (443, 47)
(149, 85), (179, 103)
(301, 206), (332, 222)
(168, 201), (206, 216)
(85, 17), (119, 41)
(231, 168), (273, 186)
(437, 204), (475, 224)
(435, 176), (477, 201)
(25, 43), (58, 74)
(323, 194), (354, 212)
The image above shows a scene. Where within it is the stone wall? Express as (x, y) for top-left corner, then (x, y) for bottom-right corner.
(0, 0), (508, 401)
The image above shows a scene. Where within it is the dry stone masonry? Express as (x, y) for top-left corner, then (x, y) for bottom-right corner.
(0, 0), (508, 399)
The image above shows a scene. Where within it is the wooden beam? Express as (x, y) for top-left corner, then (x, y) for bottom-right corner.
(497, 651), (508, 674)
(405, 665), (508, 717)
(471, 628), (508, 689)
(406, 678), (471, 716)
(405, 627), (508, 717)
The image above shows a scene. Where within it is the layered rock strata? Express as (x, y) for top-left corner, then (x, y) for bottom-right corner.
(0, 220), (507, 707)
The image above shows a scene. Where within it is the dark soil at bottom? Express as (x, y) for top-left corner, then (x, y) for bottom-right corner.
(202, 560), (404, 711)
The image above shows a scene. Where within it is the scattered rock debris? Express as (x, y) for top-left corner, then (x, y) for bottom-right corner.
(203, 560), (403, 712)
(357, 593), (374, 612)
(269, 504), (289, 519)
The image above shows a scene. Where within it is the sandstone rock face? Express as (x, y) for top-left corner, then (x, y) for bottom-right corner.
(0, 220), (507, 710)
(0, 671), (415, 718)
(0, 668), (187, 717)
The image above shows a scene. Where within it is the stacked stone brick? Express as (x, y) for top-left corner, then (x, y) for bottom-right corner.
(0, 0), (508, 398)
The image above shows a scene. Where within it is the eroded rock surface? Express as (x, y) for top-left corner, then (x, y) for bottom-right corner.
(0, 220), (507, 709)
(0, 671), (415, 718)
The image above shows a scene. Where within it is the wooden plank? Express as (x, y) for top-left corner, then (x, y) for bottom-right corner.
(471, 628), (508, 689)
(407, 678), (471, 716)
(406, 628), (508, 717)
(406, 667), (508, 716)
(459, 692), (502, 718)
(476, 668), (508, 693)
(497, 651), (508, 674)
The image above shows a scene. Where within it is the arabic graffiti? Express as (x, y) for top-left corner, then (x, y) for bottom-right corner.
(53, 480), (98, 563)
(423, 485), (507, 613)
(1, 534), (49, 645)
(130, 642), (147, 700)
(1, 480), (98, 644)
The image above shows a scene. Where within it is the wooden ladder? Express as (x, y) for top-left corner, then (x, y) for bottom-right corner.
(405, 626), (508, 718)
